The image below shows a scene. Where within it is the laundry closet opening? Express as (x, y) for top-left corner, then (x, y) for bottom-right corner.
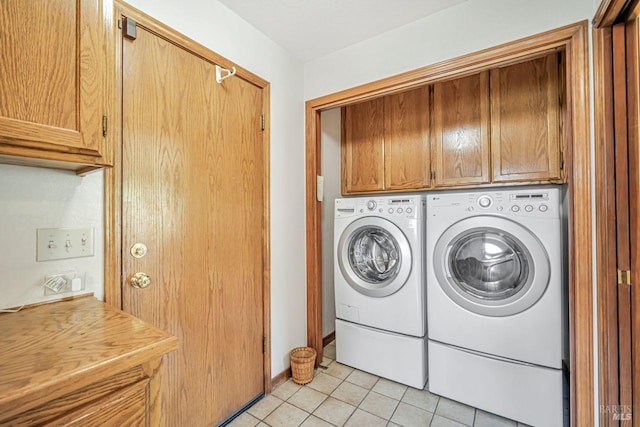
(307, 21), (592, 426)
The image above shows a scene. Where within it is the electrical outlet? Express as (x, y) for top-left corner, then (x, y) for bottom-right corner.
(43, 271), (85, 296)
(36, 228), (95, 261)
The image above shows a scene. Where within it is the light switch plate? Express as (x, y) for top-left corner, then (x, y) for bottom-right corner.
(36, 228), (95, 261)
(316, 175), (324, 202)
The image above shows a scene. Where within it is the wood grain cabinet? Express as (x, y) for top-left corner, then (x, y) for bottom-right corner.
(0, 297), (177, 427)
(384, 87), (431, 190)
(342, 98), (385, 193)
(432, 72), (490, 187)
(342, 87), (429, 194)
(340, 52), (564, 193)
(490, 53), (563, 183)
(0, 0), (111, 172)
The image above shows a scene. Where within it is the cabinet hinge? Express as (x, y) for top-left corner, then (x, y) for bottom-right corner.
(263, 335), (267, 353)
(117, 19), (122, 29)
(261, 113), (265, 131)
(618, 269), (632, 286)
(122, 16), (137, 40)
(102, 115), (108, 137)
(430, 170), (435, 180)
(560, 150), (564, 170)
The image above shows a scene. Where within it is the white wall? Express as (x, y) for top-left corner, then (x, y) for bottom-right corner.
(305, 0), (597, 100)
(124, 0), (306, 376)
(0, 165), (104, 309)
(320, 108), (341, 337)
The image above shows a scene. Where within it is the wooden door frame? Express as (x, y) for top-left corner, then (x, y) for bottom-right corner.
(305, 21), (593, 425)
(103, 1), (273, 393)
(594, 1), (640, 425)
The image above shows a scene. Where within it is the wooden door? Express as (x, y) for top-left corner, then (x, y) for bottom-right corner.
(383, 87), (430, 190)
(624, 18), (640, 425)
(432, 72), (490, 187)
(342, 99), (385, 194)
(490, 53), (562, 183)
(596, 15), (639, 425)
(121, 23), (265, 426)
(611, 22), (634, 425)
(0, 0), (104, 159)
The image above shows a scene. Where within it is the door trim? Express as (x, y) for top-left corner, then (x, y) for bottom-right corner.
(305, 21), (593, 425)
(104, 0), (273, 393)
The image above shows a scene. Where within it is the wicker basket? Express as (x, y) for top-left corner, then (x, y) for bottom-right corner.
(290, 347), (317, 385)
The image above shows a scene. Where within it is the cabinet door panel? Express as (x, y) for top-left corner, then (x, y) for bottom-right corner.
(384, 87), (430, 190)
(433, 72), (490, 186)
(342, 99), (385, 193)
(491, 53), (561, 182)
(0, 0), (104, 157)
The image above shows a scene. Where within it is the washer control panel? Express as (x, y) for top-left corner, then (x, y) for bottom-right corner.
(335, 196), (423, 219)
(427, 187), (560, 218)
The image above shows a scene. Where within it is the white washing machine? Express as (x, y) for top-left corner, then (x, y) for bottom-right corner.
(426, 186), (567, 427)
(334, 195), (427, 389)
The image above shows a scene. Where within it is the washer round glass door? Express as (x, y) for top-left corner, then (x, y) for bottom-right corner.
(433, 215), (550, 316)
(337, 217), (412, 297)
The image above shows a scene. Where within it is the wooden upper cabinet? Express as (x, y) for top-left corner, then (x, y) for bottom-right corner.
(433, 72), (490, 187)
(490, 53), (562, 182)
(0, 0), (108, 169)
(340, 52), (565, 194)
(384, 87), (430, 190)
(342, 98), (385, 193)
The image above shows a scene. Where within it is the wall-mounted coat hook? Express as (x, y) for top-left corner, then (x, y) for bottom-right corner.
(216, 65), (237, 83)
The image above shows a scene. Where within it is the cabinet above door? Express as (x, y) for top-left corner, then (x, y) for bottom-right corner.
(0, 0), (111, 172)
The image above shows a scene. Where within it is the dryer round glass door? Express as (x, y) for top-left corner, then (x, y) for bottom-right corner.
(337, 216), (412, 297)
(433, 215), (550, 316)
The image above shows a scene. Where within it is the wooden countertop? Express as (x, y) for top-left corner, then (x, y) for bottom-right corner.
(0, 296), (177, 420)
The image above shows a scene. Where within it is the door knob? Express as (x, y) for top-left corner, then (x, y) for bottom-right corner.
(130, 272), (151, 288)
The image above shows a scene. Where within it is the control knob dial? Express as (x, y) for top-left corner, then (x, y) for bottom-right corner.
(478, 195), (492, 208)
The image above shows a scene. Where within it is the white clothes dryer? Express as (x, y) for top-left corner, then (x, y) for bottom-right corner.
(334, 195), (427, 388)
(426, 186), (567, 427)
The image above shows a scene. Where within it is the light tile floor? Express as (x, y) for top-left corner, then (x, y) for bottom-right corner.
(229, 342), (532, 427)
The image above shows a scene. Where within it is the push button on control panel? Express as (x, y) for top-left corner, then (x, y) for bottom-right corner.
(406, 207), (413, 214)
(388, 208), (394, 213)
(511, 205), (520, 212)
(367, 200), (377, 211)
(525, 205), (534, 212)
(539, 204), (548, 212)
(397, 208), (403, 213)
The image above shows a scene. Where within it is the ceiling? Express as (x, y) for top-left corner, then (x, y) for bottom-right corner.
(218, 0), (468, 62)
